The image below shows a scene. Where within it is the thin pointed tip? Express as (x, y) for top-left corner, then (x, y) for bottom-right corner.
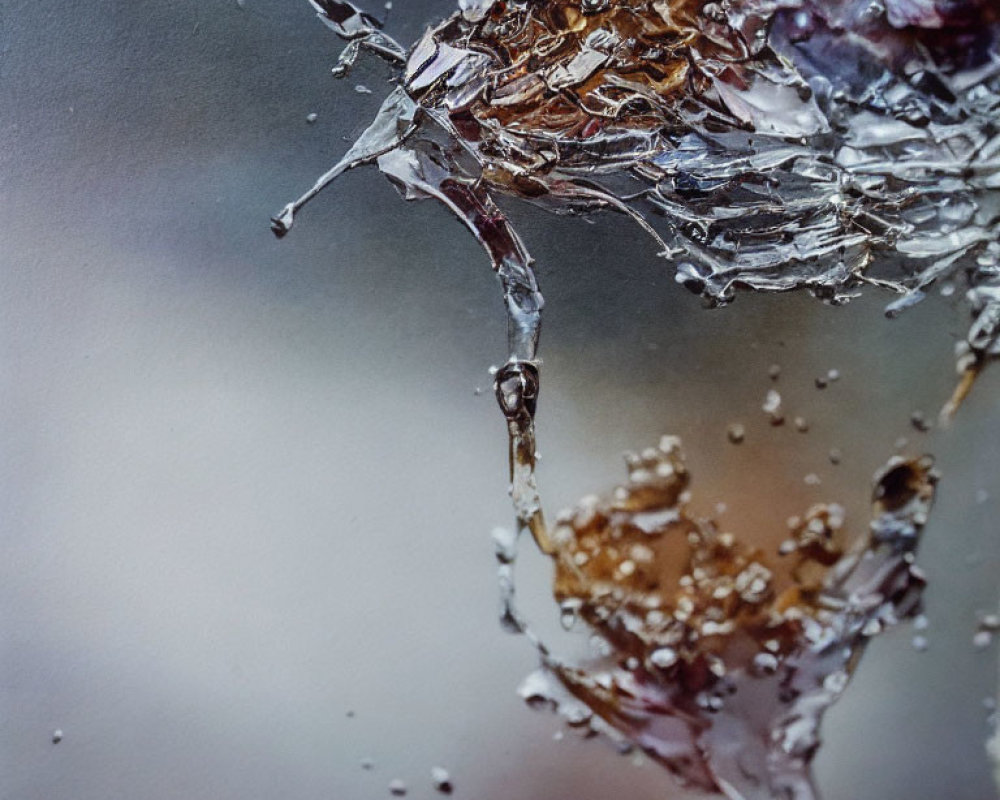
(270, 206), (295, 238)
(938, 362), (982, 425)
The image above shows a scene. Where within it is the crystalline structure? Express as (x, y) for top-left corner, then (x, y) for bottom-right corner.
(518, 436), (937, 800)
(269, 5), (978, 793)
(275, 0), (1000, 403)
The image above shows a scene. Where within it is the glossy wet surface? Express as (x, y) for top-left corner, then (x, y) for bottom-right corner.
(1, 2), (998, 799)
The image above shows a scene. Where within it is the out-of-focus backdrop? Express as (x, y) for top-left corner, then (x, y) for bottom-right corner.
(1, 2), (998, 799)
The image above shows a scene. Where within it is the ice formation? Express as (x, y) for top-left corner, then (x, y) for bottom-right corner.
(517, 438), (937, 799)
(274, 0), (1000, 416)
(270, 1), (995, 796)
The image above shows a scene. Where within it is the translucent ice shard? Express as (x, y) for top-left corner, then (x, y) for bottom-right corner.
(274, 0), (1000, 420)
(518, 437), (937, 800)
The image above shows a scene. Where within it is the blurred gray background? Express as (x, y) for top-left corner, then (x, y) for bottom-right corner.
(1, 2), (998, 799)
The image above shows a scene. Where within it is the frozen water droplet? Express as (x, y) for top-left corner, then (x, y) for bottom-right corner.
(827, 369), (840, 382)
(492, 526), (518, 564)
(762, 390), (784, 425)
(913, 614), (929, 631)
(823, 670), (849, 693)
(430, 767), (453, 794)
(910, 411), (930, 432)
(753, 652), (779, 675)
(912, 635), (929, 652)
(305, 112), (318, 124)
(389, 779), (407, 796)
(649, 647), (679, 669)
(51, 729), (63, 745)
(794, 416), (809, 433)
(560, 599), (581, 631)
(727, 423), (745, 444)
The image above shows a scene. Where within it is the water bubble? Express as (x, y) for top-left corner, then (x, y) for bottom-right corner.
(430, 766), (453, 794)
(762, 390), (784, 425)
(752, 652), (779, 675)
(727, 423), (746, 444)
(649, 647), (679, 669)
(913, 614), (929, 631)
(492, 526), (519, 564)
(794, 416), (809, 433)
(911, 635), (929, 652)
(827, 369), (840, 382)
(823, 670), (849, 693)
(559, 599), (581, 630)
(910, 411), (931, 432)
(389, 779), (408, 796)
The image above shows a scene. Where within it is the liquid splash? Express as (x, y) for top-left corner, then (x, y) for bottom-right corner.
(268, 0), (993, 795)
(274, 0), (1000, 419)
(514, 437), (937, 800)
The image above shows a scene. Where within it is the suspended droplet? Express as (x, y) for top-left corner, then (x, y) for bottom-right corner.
(762, 390), (784, 425)
(430, 766), (453, 794)
(649, 647), (679, 669)
(910, 411), (930, 432)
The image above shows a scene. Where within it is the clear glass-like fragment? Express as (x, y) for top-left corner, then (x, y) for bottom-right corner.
(277, 0), (1000, 404)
